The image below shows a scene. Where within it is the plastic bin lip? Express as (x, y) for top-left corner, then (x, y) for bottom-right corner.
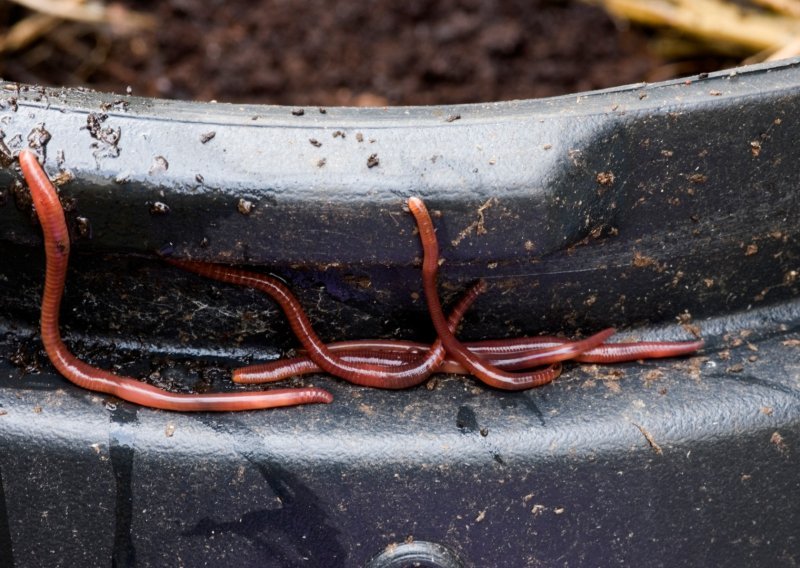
(10, 57), (797, 123)
(0, 59), (799, 567)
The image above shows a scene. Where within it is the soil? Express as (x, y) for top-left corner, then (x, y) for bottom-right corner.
(0, 0), (732, 106)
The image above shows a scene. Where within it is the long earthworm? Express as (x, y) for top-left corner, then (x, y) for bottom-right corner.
(233, 335), (703, 383)
(407, 196), (585, 390)
(307, 337), (705, 363)
(19, 148), (332, 411)
(166, 259), (507, 389)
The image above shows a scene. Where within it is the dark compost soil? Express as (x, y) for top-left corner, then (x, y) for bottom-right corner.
(0, 0), (731, 106)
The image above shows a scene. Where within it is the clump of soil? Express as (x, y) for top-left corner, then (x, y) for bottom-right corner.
(0, 0), (698, 106)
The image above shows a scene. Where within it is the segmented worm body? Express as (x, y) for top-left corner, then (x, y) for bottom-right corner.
(19, 149), (332, 411)
(407, 196), (563, 391)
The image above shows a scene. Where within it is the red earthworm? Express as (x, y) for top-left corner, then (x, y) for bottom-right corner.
(19, 149), (332, 411)
(408, 196), (562, 390)
(240, 335), (702, 383)
(166, 259), (485, 389)
(558, 339), (704, 363)
(234, 327), (616, 384)
(330, 338), (705, 372)
(307, 337), (704, 363)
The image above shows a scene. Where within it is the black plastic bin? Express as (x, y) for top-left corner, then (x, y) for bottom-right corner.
(0, 59), (799, 567)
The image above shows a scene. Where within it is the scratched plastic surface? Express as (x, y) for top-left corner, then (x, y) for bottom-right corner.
(0, 59), (799, 567)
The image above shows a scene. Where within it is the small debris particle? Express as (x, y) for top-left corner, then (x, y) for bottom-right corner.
(480, 427), (489, 437)
(28, 124), (52, 150)
(52, 170), (74, 187)
(709, 90), (722, 96)
(445, 114), (461, 123)
(237, 198), (255, 215)
(703, 278), (714, 288)
(750, 140), (762, 157)
(639, 92), (647, 100)
(317, 158), (326, 168)
(33, 405), (42, 414)
(488, 157), (496, 165)
(195, 173), (205, 184)
(688, 173), (707, 184)
(596, 171), (615, 186)
(524, 240), (535, 251)
(542, 143), (552, 150)
(531, 504), (545, 516)
(761, 407), (773, 416)
(149, 201), (170, 215)
(726, 363), (744, 373)
(770, 431), (788, 454)
(85, 113), (120, 155)
(475, 510), (486, 523)
(699, 72), (709, 79)
(744, 243), (758, 256)
(333, 130), (345, 139)
(165, 423), (176, 437)
(149, 156), (169, 174)
(661, 149), (674, 157)
(633, 422), (663, 455)
(367, 154), (379, 168)
(553, 507), (565, 515)
(681, 319), (707, 341)
(318, 107), (327, 114)
(309, 138), (321, 147)
(200, 131), (216, 144)
(453, 196), (496, 244)
(291, 108), (305, 116)
(643, 369), (664, 383)
(75, 216), (92, 239)
(782, 339), (800, 347)
(355, 132), (364, 143)
(0, 409), (7, 416)
(632, 251), (663, 271)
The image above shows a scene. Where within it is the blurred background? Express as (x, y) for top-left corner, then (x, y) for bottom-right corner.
(0, 0), (799, 106)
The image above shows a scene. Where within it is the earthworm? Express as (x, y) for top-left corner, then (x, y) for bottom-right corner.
(305, 337), (704, 364)
(245, 330), (702, 383)
(407, 198), (703, 386)
(165, 259), (486, 389)
(408, 196), (563, 390)
(234, 328), (616, 384)
(19, 148), (332, 411)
